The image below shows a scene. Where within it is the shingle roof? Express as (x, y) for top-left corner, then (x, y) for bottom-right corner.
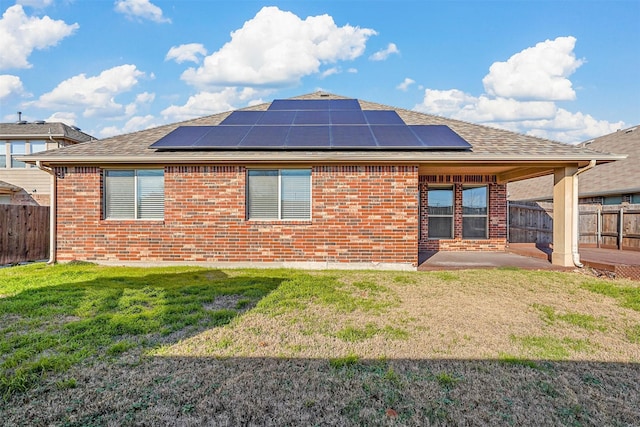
(0, 180), (22, 193)
(25, 92), (622, 166)
(0, 122), (95, 143)
(508, 125), (639, 201)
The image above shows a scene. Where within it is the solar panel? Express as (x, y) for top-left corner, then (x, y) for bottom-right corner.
(257, 110), (296, 125)
(219, 111), (262, 125)
(330, 126), (376, 148)
(293, 110), (331, 125)
(150, 126), (212, 148)
(409, 125), (472, 149)
(192, 126), (252, 147)
(370, 125), (423, 148)
(329, 99), (361, 110)
(364, 110), (404, 125)
(150, 99), (473, 151)
(268, 98), (361, 111)
(286, 126), (331, 148)
(239, 126), (289, 148)
(330, 110), (366, 125)
(269, 99), (330, 111)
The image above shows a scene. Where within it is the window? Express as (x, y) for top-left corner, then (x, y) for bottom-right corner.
(632, 194), (640, 204)
(0, 195), (10, 204)
(104, 169), (164, 219)
(247, 169), (311, 220)
(603, 195), (622, 205)
(0, 143), (6, 168)
(462, 186), (488, 238)
(31, 141), (46, 154)
(427, 187), (453, 238)
(10, 142), (26, 168)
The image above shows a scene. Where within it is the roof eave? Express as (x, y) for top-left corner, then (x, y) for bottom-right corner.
(22, 152), (626, 166)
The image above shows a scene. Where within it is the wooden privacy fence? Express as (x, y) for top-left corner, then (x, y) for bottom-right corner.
(509, 202), (640, 251)
(0, 205), (49, 265)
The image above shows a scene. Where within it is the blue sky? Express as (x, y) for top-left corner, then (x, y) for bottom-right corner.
(1, 0), (638, 143)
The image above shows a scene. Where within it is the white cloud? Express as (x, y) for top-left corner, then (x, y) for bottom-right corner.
(417, 90), (556, 122)
(114, 0), (171, 24)
(347, 68), (358, 74)
(123, 92), (154, 116)
(45, 111), (77, 127)
(17, 0), (54, 8)
(33, 64), (145, 117)
(518, 109), (625, 143)
(134, 91), (155, 104)
(414, 37), (623, 143)
(180, 6), (376, 88)
(99, 114), (160, 138)
(161, 87), (264, 122)
(396, 77), (415, 91)
(321, 67), (340, 78)
(482, 36), (583, 101)
(0, 5), (78, 70)
(166, 43), (207, 64)
(0, 74), (24, 99)
(369, 43), (399, 61)
(414, 89), (476, 116)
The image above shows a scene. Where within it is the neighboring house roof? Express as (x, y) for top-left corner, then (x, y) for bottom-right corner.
(0, 122), (95, 144)
(508, 125), (639, 201)
(24, 93), (624, 183)
(0, 180), (22, 194)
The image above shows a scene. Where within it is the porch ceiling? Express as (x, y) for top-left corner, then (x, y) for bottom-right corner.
(418, 161), (594, 184)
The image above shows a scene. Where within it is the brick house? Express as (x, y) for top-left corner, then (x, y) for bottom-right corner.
(24, 93), (623, 269)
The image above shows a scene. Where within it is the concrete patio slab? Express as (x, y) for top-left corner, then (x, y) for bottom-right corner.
(418, 251), (572, 271)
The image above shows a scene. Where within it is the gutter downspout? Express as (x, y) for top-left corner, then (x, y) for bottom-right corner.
(572, 160), (596, 267)
(36, 160), (56, 265)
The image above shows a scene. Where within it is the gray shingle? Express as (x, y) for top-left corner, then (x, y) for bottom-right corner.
(0, 122), (95, 143)
(26, 92), (620, 163)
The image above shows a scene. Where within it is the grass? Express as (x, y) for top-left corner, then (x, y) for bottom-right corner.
(0, 263), (284, 400)
(1, 264), (639, 426)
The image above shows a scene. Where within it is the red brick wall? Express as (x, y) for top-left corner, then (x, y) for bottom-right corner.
(418, 175), (507, 251)
(54, 165), (419, 266)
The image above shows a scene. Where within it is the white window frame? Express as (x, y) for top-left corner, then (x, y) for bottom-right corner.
(247, 169), (312, 220)
(427, 186), (454, 239)
(104, 169), (164, 220)
(0, 142), (7, 168)
(10, 141), (26, 168)
(462, 185), (488, 239)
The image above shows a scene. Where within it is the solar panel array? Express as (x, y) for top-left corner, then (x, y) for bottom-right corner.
(150, 98), (472, 150)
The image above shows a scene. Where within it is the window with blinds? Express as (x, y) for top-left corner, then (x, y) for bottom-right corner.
(105, 169), (164, 219)
(247, 169), (311, 220)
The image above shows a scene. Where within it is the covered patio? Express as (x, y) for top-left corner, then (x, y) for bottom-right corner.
(419, 245), (640, 280)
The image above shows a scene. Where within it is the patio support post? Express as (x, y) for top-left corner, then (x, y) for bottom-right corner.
(552, 166), (577, 267)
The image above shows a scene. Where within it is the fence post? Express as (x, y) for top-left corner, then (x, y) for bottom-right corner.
(618, 207), (624, 250)
(596, 206), (601, 248)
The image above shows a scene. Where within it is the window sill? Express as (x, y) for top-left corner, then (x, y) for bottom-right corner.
(247, 219), (312, 225)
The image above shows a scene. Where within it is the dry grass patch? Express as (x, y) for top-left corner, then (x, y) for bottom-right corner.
(161, 269), (640, 363)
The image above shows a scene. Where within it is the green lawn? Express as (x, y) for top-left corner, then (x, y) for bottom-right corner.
(1, 263), (639, 425)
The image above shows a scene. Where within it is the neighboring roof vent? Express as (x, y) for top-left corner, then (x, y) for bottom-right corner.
(16, 111), (26, 124)
(34, 120), (46, 124)
(71, 125), (81, 131)
(625, 127), (636, 134)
